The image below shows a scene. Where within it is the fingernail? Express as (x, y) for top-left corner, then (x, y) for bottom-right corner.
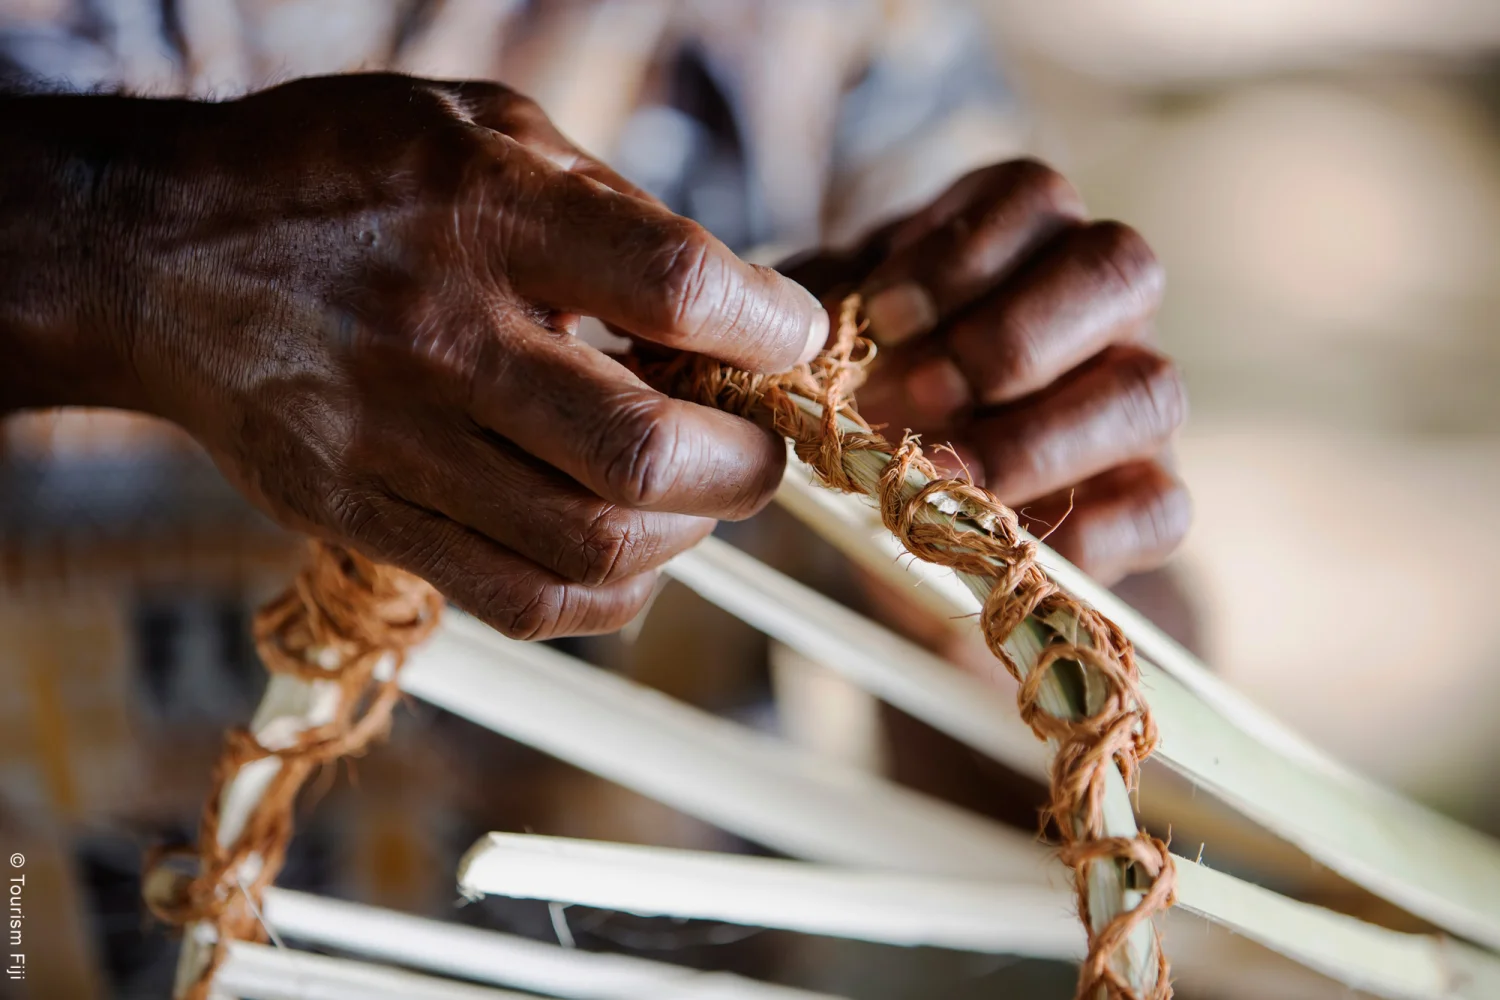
(864, 281), (936, 347)
(796, 285), (831, 365)
(905, 356), (970, 425)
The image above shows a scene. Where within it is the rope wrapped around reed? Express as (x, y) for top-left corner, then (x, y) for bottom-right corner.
(633, 295), (1176, 1000)
(148, 542), (441, 1000)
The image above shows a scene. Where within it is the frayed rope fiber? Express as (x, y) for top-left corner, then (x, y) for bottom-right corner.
(633, 295), (1176, 1000)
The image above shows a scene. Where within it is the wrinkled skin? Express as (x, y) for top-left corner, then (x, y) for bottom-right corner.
(0, 75), (1186, 642)
(785, 161), (1189, 586)
(2, 75), (825, 637)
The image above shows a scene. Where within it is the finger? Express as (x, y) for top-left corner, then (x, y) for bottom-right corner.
(1014, 460), (1191, 586)
(774, 247), (863, 310)
(971, 344), (1187, 506)
(470, 327), (787, 519)
(335, 491), (658, 639)
(855, 340), (971, 437)
(775, 212), (913, 304)
(856, 221), (1163, 433)
(948, 221), (1164, 407)
(860, 160), (1086, 347)
(449, 82), (660, 203)
(401, 425), (715, 585)
(495, 154), (828, 372)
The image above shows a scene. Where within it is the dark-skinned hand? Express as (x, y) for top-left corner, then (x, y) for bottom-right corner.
(782, 161), (1189, 586)
(0, 74), (826, 638)
(3, 76), (1183, 643)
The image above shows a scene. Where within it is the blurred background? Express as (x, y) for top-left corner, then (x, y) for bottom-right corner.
(3, 1), (1500, 998)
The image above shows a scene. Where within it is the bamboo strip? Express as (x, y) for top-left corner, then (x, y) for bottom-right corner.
(216, 942), (530, 1000)
(1171, 861), (1494, 1000)
(664, 537), (1047, 779)
(457, 833), (1500, 1000)
(401, 613), (1052, 882)
(406, 617), (1500, 997)
(776, 460), (1362, 782)
(774, 461), (1500, 952)
(260, 888), (847, 1000)
(457, 833), (1082, 959)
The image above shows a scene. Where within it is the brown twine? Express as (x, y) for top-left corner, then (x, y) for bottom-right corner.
(146, 541), (442, 1000)
(632, 295), (1176, 1000)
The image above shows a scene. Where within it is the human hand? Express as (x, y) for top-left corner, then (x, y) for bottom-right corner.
(784, 161), (1188, 585)
(57, 74), (825, 637)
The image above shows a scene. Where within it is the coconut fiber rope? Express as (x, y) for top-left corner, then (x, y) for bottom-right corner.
(634, 295), (1176, 1000)
(148, 543), (442, 1000)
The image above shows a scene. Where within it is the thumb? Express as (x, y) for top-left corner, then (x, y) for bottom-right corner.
(496, 159), (828, 373)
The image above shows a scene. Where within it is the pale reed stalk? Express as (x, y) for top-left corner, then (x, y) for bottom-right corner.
(783, 391), (1164, 996)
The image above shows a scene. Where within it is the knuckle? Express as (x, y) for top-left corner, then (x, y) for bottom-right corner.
(422, 82), (480, 123)
(1142, 474), (1193, 552)
(939, 160), (1085, 296)
(977, 420), (1049, 503)
(1047, 467), (1192, 581)
(979, 310), (1046, 399)
(324, 486), (460, 585)
(1042, 517), (1092, 571)
(371, 514), (459, 579)
(327, 485), (383, 539)
(495, 93), (548, 135)
(439, 81), (531, 125)
(1114, 348), (1188, 439)
(574, 507), (645, 586)
(1003, 158), (1084, 216)
(1091, 468), (1192, 578)
(485, 579), (566, 641)
(1051, 513), (1113, 582)
(407, 304), (492, 389)
(466, 324), (516, 406)
(391, 530), (452, 577)
(654, 224), (732, 339)
(1084, 221), (1165, 307)
(593, 396), (683, 509)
